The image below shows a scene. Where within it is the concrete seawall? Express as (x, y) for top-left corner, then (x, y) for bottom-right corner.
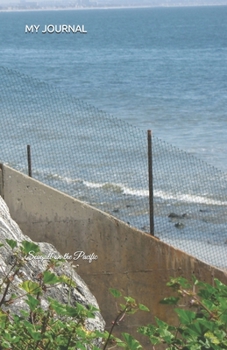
(0, 163), (226, 346)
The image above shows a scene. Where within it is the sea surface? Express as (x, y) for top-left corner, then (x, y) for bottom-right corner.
(0, 6), (227, 269)
(0, 6), (227, 170)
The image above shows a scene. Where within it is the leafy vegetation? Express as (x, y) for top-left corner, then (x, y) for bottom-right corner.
(138, 276), (227, 349)
(0, 239), (227, 349)
(0, 239), (148, 349)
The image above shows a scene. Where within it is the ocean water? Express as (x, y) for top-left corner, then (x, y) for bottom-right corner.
(0, 6), (227, 269)
(0, 5), (227, 170)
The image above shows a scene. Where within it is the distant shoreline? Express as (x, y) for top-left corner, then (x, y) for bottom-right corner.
(0, 3), (227, 13)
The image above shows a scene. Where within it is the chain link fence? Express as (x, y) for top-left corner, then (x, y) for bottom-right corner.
(1, 65), (227, 270)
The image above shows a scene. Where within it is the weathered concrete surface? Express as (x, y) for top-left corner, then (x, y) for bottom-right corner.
(0, 192), (105, 340)
(1, 163), (227, 347)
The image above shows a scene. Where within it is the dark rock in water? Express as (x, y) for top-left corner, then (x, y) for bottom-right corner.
(113, 208), (119, 213)
(0, 196), (105, 339)
(175, 222), (185, 229)
(199, 209), (210, 213)
(182, 213), (190, 218)
(168, 212), (183, 219)
(169, 212), (189, 219)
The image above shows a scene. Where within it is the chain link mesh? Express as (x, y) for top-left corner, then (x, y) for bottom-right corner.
(1, 66), (227, 270)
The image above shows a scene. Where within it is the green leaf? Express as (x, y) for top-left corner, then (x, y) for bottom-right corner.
(43, 271), (60, 285)
(27, 328), (42, 341)
(75, 342), (87, 350)
(65, 305), (81, 318)
(197, 283), (217, 299)
(220, 311), (227, 325)
(175, 309), (196, 325)
(120, 303), (127, 310)
(214, 278), (227, 289)
(205, 331), (220, 345)
(122, 333), (143, 350)
(0, 310), (8, 325)
(202, 298), (216, 311)
(186, 321), (204, 337)
(167, 277), (191, 289)
(138, 303), (150, 312)
(218, 296), (227, 309)
(155, 317), (169, 329)
(6, 239), (17, 249)
(21, 241), (40, 254)
(95, 330), (109, 339)
(109, 288), (122, 298)
(58, 274), (76, 287)
(199, 318), (218, 332)
(87, 304), (99, 313)
(124, 296), (136, 304)
(160, 297), (179, 305)
(25, 294), (40, 311)
(3, 332), (21, 343)
(74, 302), (89, 318)
(147, 335), (162, 345)
(49, 297), (85, 318)
(126, 308), (137, 315)
(19, 280), (41, 295)
(48, 257), (65, 267)
(19, 310), (30, 318)
(159, 328), (174, 344)
(214, 278), (227, 297)
(138, 324), (156, 336)
(1, 341), (11, 348)
(115, 337), (127, 348)
(191, 274), (199, 285)
(48, 298), (67, 316)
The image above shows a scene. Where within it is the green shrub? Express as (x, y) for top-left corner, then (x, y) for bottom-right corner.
(1, 239), (227, 349)
(139, 276), (227, 349)
(0, 239), (147, 349)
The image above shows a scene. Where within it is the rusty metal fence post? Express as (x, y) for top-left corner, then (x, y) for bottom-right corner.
(147, 130), (154, 236)
(27, 144), (32, 177)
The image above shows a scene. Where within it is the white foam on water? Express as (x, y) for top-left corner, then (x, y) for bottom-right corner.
(155, 190), (227, 206)
(83, 180), (227, 205)
(83, 181), (103, 189)
(122, 187), (149, 197)
(32, 170), (227, 206)
(83, 180), (148, 196)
